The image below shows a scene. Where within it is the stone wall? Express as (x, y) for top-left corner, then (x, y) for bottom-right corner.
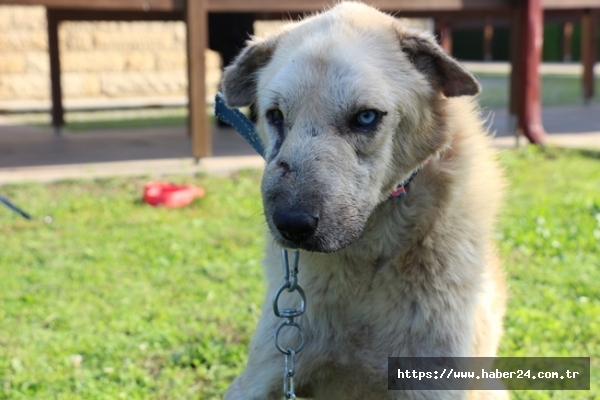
(0, 5), (221, 104)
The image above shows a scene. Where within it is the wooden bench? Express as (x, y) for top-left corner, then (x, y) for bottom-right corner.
(0, 0), (597, 157)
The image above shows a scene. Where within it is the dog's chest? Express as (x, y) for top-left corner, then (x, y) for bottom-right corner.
(301, 260), (418, 351)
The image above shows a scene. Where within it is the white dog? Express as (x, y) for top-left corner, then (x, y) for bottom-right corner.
(221, 2), (506, 399)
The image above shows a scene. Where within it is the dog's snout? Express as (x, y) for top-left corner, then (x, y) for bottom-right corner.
(273, 210), (318, 243)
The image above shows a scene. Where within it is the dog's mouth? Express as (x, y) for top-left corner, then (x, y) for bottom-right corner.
(272, 232), (360, 254)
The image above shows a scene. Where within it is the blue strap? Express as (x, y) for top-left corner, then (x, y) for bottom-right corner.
(214, 92), (266, 159)
(0, 195), (31, 219)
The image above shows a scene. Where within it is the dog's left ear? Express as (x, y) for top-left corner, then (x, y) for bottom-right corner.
(399, 32), (480, 97)
(221, 35), (279, 107)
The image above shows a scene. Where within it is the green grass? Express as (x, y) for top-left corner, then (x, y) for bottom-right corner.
(1, 147), (599, 399)
(476, 73), (600, 110)
(8, 108), (189, 132)
(495, 147), (600, 399)
(1, 171), (266, 399)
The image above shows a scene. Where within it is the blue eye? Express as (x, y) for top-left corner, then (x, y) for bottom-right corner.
(352, 109), (380, 129)
(266, 109), (284, 127)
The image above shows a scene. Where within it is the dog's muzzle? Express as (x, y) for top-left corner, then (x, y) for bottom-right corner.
(273, 209), (319, 244)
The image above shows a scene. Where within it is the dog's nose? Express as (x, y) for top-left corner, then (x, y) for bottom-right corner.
(273, 210), (318, 243)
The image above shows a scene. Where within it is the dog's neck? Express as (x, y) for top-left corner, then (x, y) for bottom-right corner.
(383, 158), (431, 202)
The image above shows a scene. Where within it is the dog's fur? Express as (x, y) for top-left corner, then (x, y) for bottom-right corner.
(221, 3), (506, 399)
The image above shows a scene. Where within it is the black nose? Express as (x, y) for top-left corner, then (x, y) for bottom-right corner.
(273, 210), (318, 243)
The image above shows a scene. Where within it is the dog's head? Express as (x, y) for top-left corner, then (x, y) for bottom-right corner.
(221, 2), (480, 253)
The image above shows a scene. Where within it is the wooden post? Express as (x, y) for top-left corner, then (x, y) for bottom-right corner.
(511, 0), (546, 144)
(437, 18), (452, 55)
(562, 21), (573, 62)
(509, 4), (522, 142)
(47, 8), (64, 134)
(484, 23), (494, 61)
(187, 0), (211, 159)
(582, 10), (597, 104)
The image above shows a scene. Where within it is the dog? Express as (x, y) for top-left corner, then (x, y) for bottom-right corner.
(220, 2), (506, 399)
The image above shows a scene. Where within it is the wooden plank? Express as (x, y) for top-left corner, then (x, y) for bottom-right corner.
(0, 0), (184, 11)
(47, 8), (64, 132)
(187, 0), (210, 159)
(582, 10), (597, 103)
(545, 9), (586, 19)
(49, 9), (183, 21)
(542, 0), (600, 10)
(2, 0), (598, 13)
(205, 0), (512, 13)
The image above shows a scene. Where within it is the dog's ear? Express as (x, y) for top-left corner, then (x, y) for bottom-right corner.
(221, 36), (279, 107)
(399, 32), (480, 97)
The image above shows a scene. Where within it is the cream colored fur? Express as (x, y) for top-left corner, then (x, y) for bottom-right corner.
(221, 2), (507, 399)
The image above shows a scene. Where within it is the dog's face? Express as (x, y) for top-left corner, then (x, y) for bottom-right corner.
(221, 3), (479, 253)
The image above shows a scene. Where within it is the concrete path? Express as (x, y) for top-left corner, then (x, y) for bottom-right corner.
(1, 104), (599, 184)
(484, 105), (600, 148)
(0, 118), (265, 183)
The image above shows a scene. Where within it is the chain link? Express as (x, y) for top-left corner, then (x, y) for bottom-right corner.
(273, 249), (305, 399)
(284, 349), (296, 399)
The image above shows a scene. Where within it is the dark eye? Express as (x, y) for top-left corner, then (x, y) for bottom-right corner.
(266, 109), (284, 127)
(351, 109), (381, 130)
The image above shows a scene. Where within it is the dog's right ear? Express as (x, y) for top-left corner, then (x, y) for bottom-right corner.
(398, 30), (480, 97)
(221, 36), (279, 108)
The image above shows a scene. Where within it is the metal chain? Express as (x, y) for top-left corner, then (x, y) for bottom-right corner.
(273, 249), (306, 400)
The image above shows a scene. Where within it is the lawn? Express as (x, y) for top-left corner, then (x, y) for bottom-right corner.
(1, 147), (599, 399)
(7, 108), (190, 132)
(476, 73), (600, 110)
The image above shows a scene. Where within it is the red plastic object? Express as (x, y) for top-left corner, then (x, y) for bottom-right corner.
(143, 182), (205, 208)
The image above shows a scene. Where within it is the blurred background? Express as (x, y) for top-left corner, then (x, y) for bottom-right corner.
(0, 6), (597, 112)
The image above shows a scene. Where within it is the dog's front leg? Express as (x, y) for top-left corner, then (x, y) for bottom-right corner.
(225, 311), (287, 400)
